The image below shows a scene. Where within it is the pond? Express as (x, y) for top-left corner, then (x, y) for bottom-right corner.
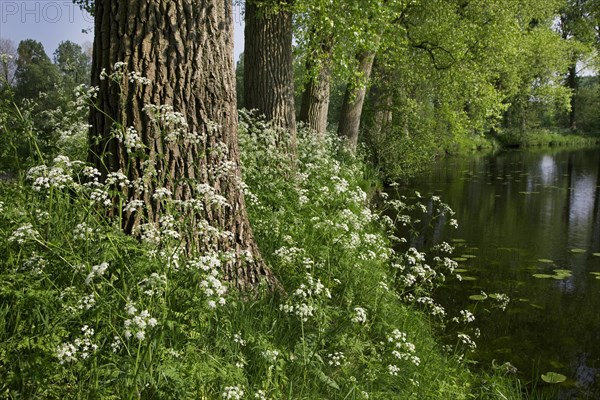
(399, 147), (600, 399)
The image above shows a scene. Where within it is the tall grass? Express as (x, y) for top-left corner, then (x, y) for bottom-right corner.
(0, 76), (522, 398)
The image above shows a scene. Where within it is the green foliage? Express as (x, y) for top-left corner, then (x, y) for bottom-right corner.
(0, 105), (521, 398)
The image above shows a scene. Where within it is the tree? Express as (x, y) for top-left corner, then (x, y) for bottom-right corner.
(54, 40), (91, 88)
(14, 39), (60, 102)
(0, 39), (17, 87)
(558, 0), (597, 132)
(89, 0), (276, 289)
(244, 0), (297, 146)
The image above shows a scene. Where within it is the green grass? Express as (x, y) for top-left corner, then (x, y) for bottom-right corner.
(0, 108), (523, 399)
(496, 128), (600, 148)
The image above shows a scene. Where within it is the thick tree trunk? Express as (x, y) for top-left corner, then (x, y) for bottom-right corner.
(299, 42), (332, 136)
(337, 51), (376, 151)
(244, 0), (296, 147)
(88, 0), (276, 289)
(567, 63), (577, 132)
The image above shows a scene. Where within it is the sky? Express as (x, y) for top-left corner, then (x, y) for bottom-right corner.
(0, 1), (245, 62)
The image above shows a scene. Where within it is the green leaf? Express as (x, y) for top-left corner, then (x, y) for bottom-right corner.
(532, 274), (553, 279)
(541, 372), (566, 384)
(570, 248), (586, 254)
(469, 294), (487, 301)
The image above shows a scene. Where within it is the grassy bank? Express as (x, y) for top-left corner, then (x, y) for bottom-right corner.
(0, 113), (521, 398)
(495, 128), (600, 148)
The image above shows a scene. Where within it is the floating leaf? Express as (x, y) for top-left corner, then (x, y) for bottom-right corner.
(530, 303), (544, 310)
(454, 268), (468, 273)
(469, 294), (487, 301)
(570, 248), (586, 254)
(590, 272), (600, 276)
(519, 191), (540, 195)
(461, 276), (477, 281)
(532, 274), (554, 279)
(451, 239), (466, 243)
(553, 269), (571, 274)
(461, 254), (477, 259)
(593, 253), (600, 257)
(537, 259), (553, 263)
(541, 372), (566, 384)
(453, 258), (468, 262)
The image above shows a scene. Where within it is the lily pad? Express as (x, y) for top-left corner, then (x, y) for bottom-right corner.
(451, 238), (466, 243)
(519, 191), (540, 195)
(541, 372), (566, 384)
(590, 272), (600, 276)
(532, 274), (554, 279)
(570, 248), (586, 254)
(553, 269), (571, 274)
(454, 268), (468, 273)
(593, 253), (600, 257)
(461, 276), (477, 281)
(537, 259), (553, 263)
(469, 294), (488, 301)
(453, 257), (468, 262)
(461, 254), (477, 259)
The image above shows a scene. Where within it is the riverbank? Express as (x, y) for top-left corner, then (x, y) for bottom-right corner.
(446, 128), (600, 156)
(0, 117), (521, 398)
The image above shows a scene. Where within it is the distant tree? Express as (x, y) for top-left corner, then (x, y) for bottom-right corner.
(53, 40), (91, 88)
(14, 39), (60, 102)
(0, 38), (17, 87)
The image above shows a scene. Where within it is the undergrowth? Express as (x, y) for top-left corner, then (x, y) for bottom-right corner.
(0, 76), (522, 398)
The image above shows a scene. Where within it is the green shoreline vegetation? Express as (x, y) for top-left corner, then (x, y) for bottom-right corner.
(0, 104), (522, 398)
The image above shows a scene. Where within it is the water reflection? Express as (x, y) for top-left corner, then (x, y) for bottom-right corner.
(399, 147), (600, 399)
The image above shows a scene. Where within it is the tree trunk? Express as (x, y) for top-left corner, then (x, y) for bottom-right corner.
(299, 42), (332, 136)
(567, 63), (577, 132)
(244, 0), (296, 147)
(337, 51), (376, 151)
(88, 0), (276, 289)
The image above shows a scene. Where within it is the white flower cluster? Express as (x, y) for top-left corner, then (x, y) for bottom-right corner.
(457, 333), (477, 351)
(128, 71), (151, 85)
(73, 222), (94, 240)
(143, 104), (201, 144)
(222, 386), (244, 400)
(460, 309), (475, 323)
(76, 293), (96, 311)
(387, 329), (420, 367)
(56, 325), (98, 364)
(27, 157), (80, 191)
(85, 262), (109, 285)
(327, 351), (346, 367)
(280, 273), (331, 322)
(491, 293), (510, 311)
(139, 273), (167, 296)
(123, 302), (158, 341)
(22, 253), (47, 274)
(352, 307), (367, 324)
(8, 223), (40, 244)
(0, 201), (4, 214)
(187, 253), (228, 308)
(114, 126), (144, 153)
(233, 332), (246, 346)
(196, 183), (230, 208)
(262, 349), (280, 363)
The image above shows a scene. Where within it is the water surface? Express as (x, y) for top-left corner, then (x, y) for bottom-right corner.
(400, 147), (600, 398)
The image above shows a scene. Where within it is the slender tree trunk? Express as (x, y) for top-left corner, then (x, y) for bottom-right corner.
(244, 0), (296, 147)
(299, 42), (332, 136)
(337, 51), (376, 150)
(567, 63), (577, 132)
(88, 0), (276, 289)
